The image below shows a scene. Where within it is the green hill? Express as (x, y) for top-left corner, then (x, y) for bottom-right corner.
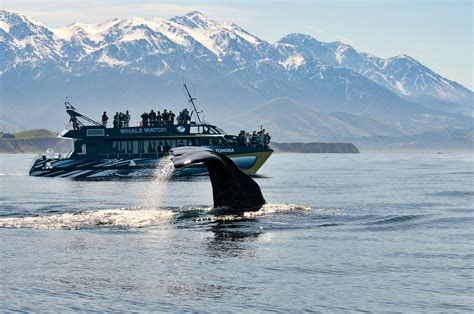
(0, 129), (58, 140)
(0, 129), (69, 153)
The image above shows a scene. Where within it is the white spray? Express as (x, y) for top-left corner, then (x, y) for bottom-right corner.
(141, 155), (175, 209)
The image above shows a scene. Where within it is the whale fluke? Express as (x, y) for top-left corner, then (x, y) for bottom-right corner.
(170, 147), (266, 212)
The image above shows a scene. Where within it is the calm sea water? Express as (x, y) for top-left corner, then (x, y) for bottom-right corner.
(1, 153), (473, 312)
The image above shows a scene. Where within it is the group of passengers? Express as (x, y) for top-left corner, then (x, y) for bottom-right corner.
(141, 109), (172, 127)
(101, 108), (192, 128)
(237, 129), (271, 147)
(140, 108), (192, 127)
(101, 111), (131, 128)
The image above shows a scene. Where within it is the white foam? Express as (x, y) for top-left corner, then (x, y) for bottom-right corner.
(196, 204), (312, 222)
(0, 207), (175, 229)
(244, 203), (312, 218)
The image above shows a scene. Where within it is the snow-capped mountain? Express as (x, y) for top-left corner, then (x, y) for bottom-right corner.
(277, 34), (472, 115)
(0, 10), (472, 142)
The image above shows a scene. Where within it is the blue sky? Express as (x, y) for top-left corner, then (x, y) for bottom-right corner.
(3, 0), (473, 90)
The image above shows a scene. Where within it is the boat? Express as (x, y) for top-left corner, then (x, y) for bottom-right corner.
(28, 85), (273, 178)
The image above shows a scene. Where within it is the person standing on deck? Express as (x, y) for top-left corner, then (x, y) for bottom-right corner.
(156, 111), (162, 126)
(169, 110), (175, 125)
(118, 112), (124, 128)
(162, 110), (169, 125)
(141, 112), (149, 127)
(113, 112), (119, 128)
(149, 109), (156, 126)
(102, 112), (108, 127)
(124, 110), (130, 127)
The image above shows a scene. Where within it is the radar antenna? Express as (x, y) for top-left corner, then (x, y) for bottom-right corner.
(183, 83), (202, 124)
(64, 96), (76, 110)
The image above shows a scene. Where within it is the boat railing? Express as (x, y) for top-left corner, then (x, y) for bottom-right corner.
(29, 154), (43, 169)
(29, 151), (68, 169)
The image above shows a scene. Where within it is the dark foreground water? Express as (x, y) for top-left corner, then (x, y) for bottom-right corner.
(0, 153), (473, 312)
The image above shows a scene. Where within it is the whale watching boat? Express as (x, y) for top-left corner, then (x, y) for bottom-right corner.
(29, 85), (273, 178)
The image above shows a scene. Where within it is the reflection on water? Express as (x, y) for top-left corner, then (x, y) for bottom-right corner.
(206, 220), (262, 258)
(1, 153), (473, 312)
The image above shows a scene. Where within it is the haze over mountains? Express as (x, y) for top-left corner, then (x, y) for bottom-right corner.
(0, 10), (472, 148)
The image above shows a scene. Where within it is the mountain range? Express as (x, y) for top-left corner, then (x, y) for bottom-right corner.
(0, 10), (472, 149)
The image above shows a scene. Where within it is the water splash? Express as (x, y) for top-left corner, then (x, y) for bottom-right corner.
(0, 203), (314, 229)
(0, 207), (175, 229)
(142, 155), (175, 209)
(195, 204), (312, 222)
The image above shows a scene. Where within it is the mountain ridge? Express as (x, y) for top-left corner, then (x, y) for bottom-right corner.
(0, 10), (472, 146)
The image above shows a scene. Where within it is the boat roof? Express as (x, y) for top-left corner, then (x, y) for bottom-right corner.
(61, 106), (226, 140)
(60, 123), (226, 140)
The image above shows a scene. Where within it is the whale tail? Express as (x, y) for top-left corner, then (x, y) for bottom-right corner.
(170, 147), (266, 212)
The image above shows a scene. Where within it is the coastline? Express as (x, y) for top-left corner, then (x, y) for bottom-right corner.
(0, 137), (361, 154)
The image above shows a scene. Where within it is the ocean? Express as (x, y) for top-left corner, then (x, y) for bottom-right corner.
(1, 153), (473, 312)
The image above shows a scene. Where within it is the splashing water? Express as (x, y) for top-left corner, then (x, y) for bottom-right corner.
(0, 207), (175, 229)
(0, 203), (315, 229)
(195, 204), (313, 222)
(142, 155), (175, 209)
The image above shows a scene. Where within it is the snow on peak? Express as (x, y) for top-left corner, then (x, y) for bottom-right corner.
(278, 33), (318, 45)
(98, 53), (128, 66)
(184, 10), (206, 18)
(0, 10), (52, 39)
(171, 10), (216, 30)
(1, 9), (470, 108)
(280, 53), (305, 70)
(0, 20), (9, 32)
(389, 54), (419, 65)
(335, 44), (351, 64)
(395, 81), (410, 96)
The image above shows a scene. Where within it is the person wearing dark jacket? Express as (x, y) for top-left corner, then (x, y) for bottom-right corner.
(162, 110), (169, 125)
(156, 111), (162, 126)
(113, 112), (119, 128)
(141, 112), (149, 127)
(149, 110), (156, 126)
(169, 110), (175, 125)
(118, 112), (124, 128)
(70, 116), (79, 130)
(124, 110), (130, 127)
(102, 111), (108, 127)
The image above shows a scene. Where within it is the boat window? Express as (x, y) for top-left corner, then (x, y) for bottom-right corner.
(145, 140), (156, 153)
(86, 129), (105, 137)
(105, 139), (196, 155)
(206, 126), (224, 134)
(190, 126), (200, 134)
(126, 141), (133, 153)
(111, 141), (118, 153)
(133, 140), (139, 153)
(78, 144), (86, 155)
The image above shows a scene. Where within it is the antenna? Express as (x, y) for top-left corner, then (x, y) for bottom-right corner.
(64, 96), (76, 110)
(183, 83), (202, 124)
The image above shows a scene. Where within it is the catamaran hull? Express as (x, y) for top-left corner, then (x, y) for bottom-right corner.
(28, 151), (272, 179)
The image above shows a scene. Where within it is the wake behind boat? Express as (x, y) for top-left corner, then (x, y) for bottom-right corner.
(29, 85), (273, 179)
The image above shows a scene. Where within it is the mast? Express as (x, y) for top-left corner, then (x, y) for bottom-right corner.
(183, 83), (202, 124)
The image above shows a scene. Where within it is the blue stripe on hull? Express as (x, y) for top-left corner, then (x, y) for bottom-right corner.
(29, 152), (261, 179)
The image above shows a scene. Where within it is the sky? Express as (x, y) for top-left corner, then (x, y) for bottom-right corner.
(3, 0), (473, 90)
